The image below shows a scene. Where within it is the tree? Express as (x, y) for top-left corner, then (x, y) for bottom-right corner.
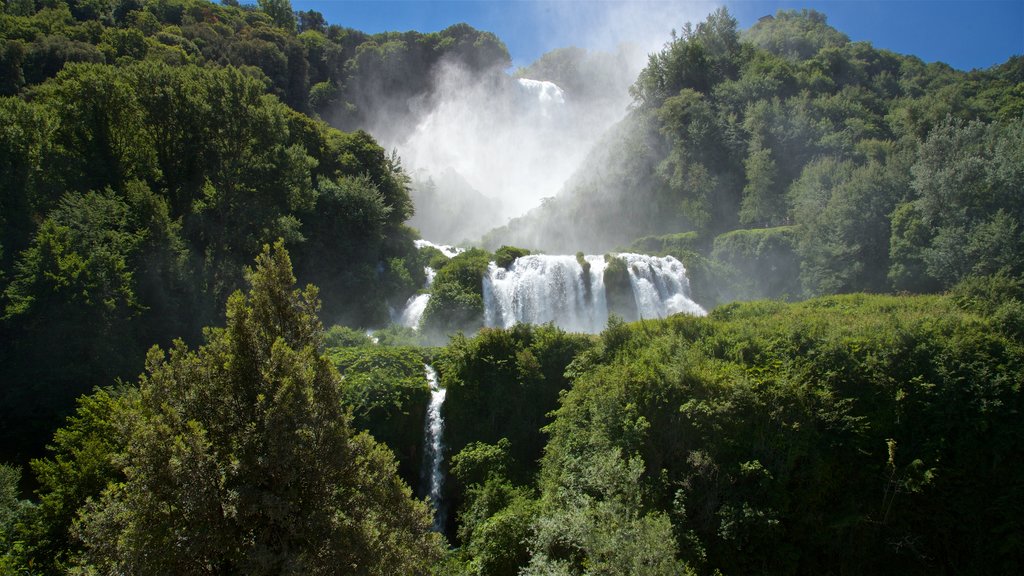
(258, 0), (296, 32)
(73, 241), (443, 574)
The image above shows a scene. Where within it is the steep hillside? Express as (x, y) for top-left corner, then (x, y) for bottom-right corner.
(484, 8), (1023, 303)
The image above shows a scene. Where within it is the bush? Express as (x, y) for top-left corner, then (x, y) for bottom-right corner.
(710, 226), (800, 300)
(421, 248), (492, 335)
(603, 255), (638, 321)
(329, 346), (431, 487)
(494, 245), (530, 269)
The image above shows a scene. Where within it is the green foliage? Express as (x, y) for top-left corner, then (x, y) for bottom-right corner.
(494, 245), (530, 269)
(12, 386), (135, 574)
(437, 325), (595, 525)
(526, 450), (689, 576)
(448, 439), (540, 576)
(421, 248), (492, 335)
(603, 255), (638, 321)
(534, 294), (1024, 573)
(372, 323), (424, 347)
(742, 9), (849, 61)
(711, 226), (800, 300)
(328, 345), (430, 486)
(901, 117), (1024, 288)
(0, 464), (30, 558)
(324, 324), (373, 347)
(0, 58), (424, 466)
(70, 242), (443, 573)
(257, 0), (294, 32)
(949, 270), (1024, 315)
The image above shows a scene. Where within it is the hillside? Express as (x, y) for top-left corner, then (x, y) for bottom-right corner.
(484, 9), (1023, 304)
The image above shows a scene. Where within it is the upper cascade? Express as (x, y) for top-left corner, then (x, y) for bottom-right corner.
(516, 78), (566, 105)
(516, 78), (565, 117)
(483, 253), (705, 334)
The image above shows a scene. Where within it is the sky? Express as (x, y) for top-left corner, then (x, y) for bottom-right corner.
(287, 0), (1024, 71)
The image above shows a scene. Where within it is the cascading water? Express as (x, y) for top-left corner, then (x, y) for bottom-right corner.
(398, 267), (435, 329)
(414, 239), (464, 259)
(483, 253), (704, 333)
(516, 78), (566, 118)
(420, 364), (447, 532)
(484, 254), (610, 333)
(398, 241), (464, 329)
(620, 253), (707, 319)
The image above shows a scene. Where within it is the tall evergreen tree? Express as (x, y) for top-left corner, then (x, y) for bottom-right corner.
(73, 241), (443, 574)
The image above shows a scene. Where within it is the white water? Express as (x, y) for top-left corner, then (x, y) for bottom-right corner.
(398, 266), (437, 329)
(421, 365), (447, 531)
(620, 253), (707, 319)
(516, 78), (566, 118)
(397, 249), (705, 333)
(414, 239), (464, 259)
(398, 294), (431, 329)
(484, 253), (704, 333)
(484, 254), (609, 333)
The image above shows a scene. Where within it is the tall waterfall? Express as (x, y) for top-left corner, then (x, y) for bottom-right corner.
(484, 253), (704, 333)
(420, 365), (447, 531)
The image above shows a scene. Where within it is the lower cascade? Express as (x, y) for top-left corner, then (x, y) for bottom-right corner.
(395, 248), (705, 333)
(484, 253), (705, 333)
(420, 364), (447, 531)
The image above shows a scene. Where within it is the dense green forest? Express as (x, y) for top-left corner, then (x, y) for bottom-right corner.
(485, 8), (1023, 305)
(1, 2), (1022, 574)
(0, 0), (509, 467)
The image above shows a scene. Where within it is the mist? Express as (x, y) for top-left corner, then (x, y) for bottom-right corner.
(360, 1), (717, 246)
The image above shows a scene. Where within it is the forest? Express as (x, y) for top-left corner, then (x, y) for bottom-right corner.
(0, 1), (1021, 574)
(485, 9), (1023, 305)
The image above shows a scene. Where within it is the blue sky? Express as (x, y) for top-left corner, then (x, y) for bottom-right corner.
(288, 0), (1023, 71)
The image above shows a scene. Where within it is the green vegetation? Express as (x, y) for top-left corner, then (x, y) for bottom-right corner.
(488, 7), (1024, 307)
(443, 288), (1023, 574)
(436, 324), (594, 536)
(329, 345), (432, 486)
(710, 226), (800, 300)
(0, 0), (487, 468)
(602, 255), (639, 321)
(0, 0), (507, 119)
(421, 248), (493, 335)
(494, 245), (531, 269)
(1, 3), (1021, 573)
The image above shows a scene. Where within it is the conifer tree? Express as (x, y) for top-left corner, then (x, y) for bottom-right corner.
(73, 241), (442, 575)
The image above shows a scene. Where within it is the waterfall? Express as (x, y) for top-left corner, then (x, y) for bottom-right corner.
(398, 294), (431, 329)
(516, 78), (566, 118)
(397, 267), (436, 329)
(414, 239), (464, 259)
(620, 253), (707, 319)
(483, 253), (704, 333)
(484, 254), (609, 333)
(420, 364), (447, 531)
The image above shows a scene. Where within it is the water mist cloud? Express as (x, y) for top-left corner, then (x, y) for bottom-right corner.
(378, 1), (719, 244)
